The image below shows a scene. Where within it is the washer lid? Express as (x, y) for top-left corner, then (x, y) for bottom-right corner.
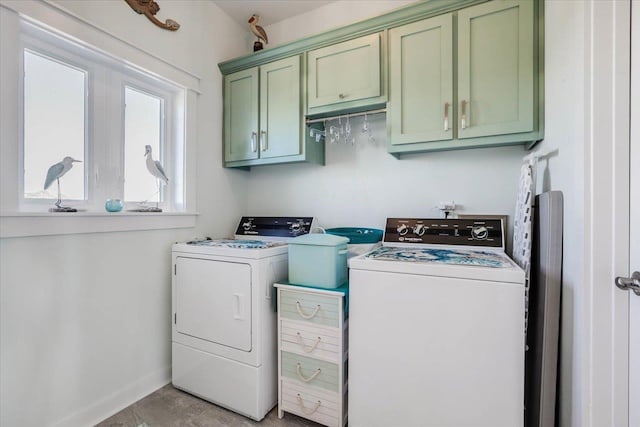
(365, 246), (513, 268)
(349, 247), (525, 284)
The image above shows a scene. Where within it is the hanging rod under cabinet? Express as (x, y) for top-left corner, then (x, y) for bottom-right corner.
(305, 108), (387, 125)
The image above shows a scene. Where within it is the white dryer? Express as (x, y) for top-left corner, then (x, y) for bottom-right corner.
(171, 217), (314, 421)
(348, 218), (526, 427)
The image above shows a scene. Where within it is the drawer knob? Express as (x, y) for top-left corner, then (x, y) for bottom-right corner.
(296, 332), (322, 353)
(296, 393), (322, 415)
(295, 301), (321, 320)
(296, 363), (322, 383)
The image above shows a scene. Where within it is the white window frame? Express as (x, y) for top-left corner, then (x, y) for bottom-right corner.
(0, 3), (200, 238)
(20, 39), (93, 210)
(17, 19), (186, 214)
(120, 79), (173, 211)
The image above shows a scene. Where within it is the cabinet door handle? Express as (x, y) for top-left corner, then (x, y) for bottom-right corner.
(296, 394), (322, 416)
(444, 102), (450, 131)
(461, 100), (467, 129)
(250, 132), (257, 152)
(296, 363), (322, 383)
(260, 130), (267, 151)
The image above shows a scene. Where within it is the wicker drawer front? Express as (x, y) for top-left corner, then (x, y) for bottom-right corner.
(281, 351), (339, 392)
(279, 289), (341, 327)
(281, 320), (342, 361)
(281, 378), (341, 427)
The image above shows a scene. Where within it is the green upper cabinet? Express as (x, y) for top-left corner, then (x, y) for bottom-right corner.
(388, 14), (453, 145)
(387, 0), (541, 154)
(219, 0), (543, 161)
(457, 0), (534, 139)
(259, 57), (302, 159)
(223, 55), (324, 168)
(306, 33), (385, 115)
(224, 67), (259, 163)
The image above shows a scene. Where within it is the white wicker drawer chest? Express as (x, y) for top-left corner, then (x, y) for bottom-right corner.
(274, 283), (348, 427)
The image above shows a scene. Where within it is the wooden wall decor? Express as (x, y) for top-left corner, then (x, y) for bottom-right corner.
(124, 0), (180, 31)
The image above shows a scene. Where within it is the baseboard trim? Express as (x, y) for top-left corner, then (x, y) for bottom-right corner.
(50, 366), (171, 427)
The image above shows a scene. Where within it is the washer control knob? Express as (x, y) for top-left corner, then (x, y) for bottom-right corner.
(413, 224), (426, 236)
(242, 220), (253, 231)
(471, 226), (489, 240)
(396, 224), (409, 236)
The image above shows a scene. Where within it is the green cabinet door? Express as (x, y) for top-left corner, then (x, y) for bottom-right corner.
(224, 67), (259, 162)
(307, 33), (382, 113)
(457, 0), (534, 139)
(259, 56), (302, 159)
(388, 14), (453, 145)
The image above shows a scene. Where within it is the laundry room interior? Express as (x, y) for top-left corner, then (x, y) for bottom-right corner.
(0, 1), (637, 427)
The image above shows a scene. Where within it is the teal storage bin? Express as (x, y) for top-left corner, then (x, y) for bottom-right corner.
(288, 234), (349, 289)
(326, 227), (383, 244)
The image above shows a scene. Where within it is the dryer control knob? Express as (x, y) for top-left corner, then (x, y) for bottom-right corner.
(290, 222), (303, 234)
(413, 224), (426, 236)
(397, 224), (409, 236)
(242, 220), (253, 231)
(471, 226), (489, 240)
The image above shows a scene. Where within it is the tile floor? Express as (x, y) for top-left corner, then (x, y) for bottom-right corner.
(96, 384), (323, 427)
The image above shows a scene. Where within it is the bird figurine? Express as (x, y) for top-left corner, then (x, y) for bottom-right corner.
(144, 145), (168, 211)
(248, 14), (268, 52)
(44, 156), (82, 212)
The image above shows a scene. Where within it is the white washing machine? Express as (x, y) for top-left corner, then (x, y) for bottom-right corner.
(348, 218), (526, 427)
(171, 216), (314, 421)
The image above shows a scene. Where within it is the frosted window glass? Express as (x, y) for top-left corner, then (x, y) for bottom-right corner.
(23, 50), (86, 200)
(124, 87), (163, 202)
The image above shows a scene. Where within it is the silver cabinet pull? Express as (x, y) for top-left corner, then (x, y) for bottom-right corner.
(615, 271), (640, 296)
(250, 132), (257, 152)
(461, 100), (467, 129)
(260, 130), (267, 151)
(444, 102), (450, 131)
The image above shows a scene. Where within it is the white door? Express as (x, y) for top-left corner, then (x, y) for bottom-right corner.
(628, 3), (639, 424)
(175, 257), (252, 351)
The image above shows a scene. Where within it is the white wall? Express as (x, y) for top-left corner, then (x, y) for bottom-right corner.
(0, 1), (247, 426)
(528, 1), (632, 426)
(534, 1), (586, 425)
(264, 0), (414, 47)
(246, 117), (526, 232)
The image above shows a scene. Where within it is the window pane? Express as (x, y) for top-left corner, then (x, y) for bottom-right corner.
(24, 50), (86, 200)
(124, 87), (163, 202)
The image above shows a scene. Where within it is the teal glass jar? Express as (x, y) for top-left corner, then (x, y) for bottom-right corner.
(105, 199), (123, 212)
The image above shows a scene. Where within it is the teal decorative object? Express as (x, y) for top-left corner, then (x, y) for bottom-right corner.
(326, 227), (383, 244)
(105, 198), (123, 212)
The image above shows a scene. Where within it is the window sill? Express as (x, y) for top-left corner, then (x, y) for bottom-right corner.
(0, 211), (198, 238)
